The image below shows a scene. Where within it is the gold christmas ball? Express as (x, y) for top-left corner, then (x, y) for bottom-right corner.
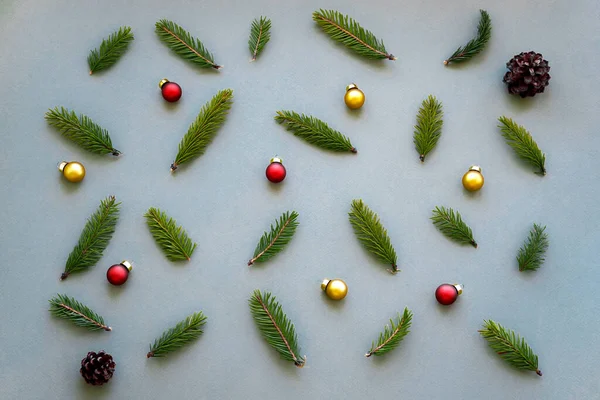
(462, 165), (484, 191)
(344, 84), (365, 110)
(58, 161), (86, 183)
(321, 278), (348, 300)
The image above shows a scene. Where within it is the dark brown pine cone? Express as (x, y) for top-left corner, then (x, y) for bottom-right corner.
(80, 351), (116, 386)
(503, 51), (551, 98)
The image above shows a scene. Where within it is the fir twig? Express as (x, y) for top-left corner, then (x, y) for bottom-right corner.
(444, 10), (491, 65)
(348, 199), (399, 273)
(147, 312), (207, 358)
(155, 19), (221, 69)
(431, 206), (477, 248)
(498, 116), (546, 175)
(365, 308), (412, 357)
(171, 89), (234, 172)
(144, 207), (197, 262)
(87, 26), (134, 74)
(249, 290), (306, 367)
(49, 294), (111, 332)
(413, 95), (443, 162)
(45, 107), (120, 156)
(248, 211), (299, 266)
(479, 320), (542, 376)
(312, 9), (395, 60)
(275, 110), (357, 153)
(61, 196), (120, 280)
(517, 224), (548, 272)
(249, 17), (271, 61)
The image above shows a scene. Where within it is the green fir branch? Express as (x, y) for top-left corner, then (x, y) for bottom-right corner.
(171, 89), (234, 171)
(275, 110), (357, 153)
(61, 196), (120, 280)
(147, 312), (207, 358)
(155, 19), (221, 69)
(498, 116), (546, 175)
(45, 107), (120, 156)
(249, 290), (305, 367)
(249, 17), (271, 61)
(431, 206), (477, 248)
(517, 224), (548, 272)
(248, 211), (299, 266)
(49, 294), (111, 331)
(479, 320), (542, 376)
(312, 9), (395, 60)
(413, 95), (443, 162)
(444, 10), (491, 65)
(348, 199), (399, 273)
(144, 207), (197, 262)
(87, 26), (134, 74)
(366, 308), (412, 357)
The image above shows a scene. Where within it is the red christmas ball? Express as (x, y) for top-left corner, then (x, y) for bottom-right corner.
(266, 157), (286, 183)
(435, 283), (463, 305)
(159, 79), (182, 102)
(107, 261), (132, 286)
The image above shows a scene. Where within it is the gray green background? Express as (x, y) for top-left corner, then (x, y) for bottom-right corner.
(1, 0), (599, 399)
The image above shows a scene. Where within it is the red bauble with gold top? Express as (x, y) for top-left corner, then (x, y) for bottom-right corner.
(435, 283), (463, 305)
(265, 157), (286, 183)
(106, 261), (133, 286)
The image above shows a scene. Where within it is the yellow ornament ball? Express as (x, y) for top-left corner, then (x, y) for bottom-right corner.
(462, 165), (484, 192)
(344, 83), (365, 110)
(58, 161), (86, 183)
(321, 278), (348, 300)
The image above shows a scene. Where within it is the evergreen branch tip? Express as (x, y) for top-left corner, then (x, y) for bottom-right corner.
(444, 10), (491, 65)
(88, 26), (134, 75)
(248, 211), (299, 266)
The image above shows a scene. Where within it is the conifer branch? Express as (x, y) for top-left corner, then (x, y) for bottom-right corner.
(249, 17), (271, 61)
(49, 294), (111, 331)
(249, 290), (305, 367)
(274, 110), (357, 153)
(147, 312), (207, 358)
(479, 320), (542, 376)
(313, 9), (395, 60)
(444, 10), (491, 65)
(171, 89), (234, 172)
(517, 224), (548, 272)
(144, 207), (197, 262)
(413, 95), (443, 162)
(248, 211), (299, 266)
(61, 196), (120, 280)
(348, 199), (399, 273)
(366, 308), (412, 357)
(45, 107), (121, 156)
(155, 19), (221, 69)
(87, 26), (134, 74)
(498, 116), (546, 175)
(431, 206), (477, 248)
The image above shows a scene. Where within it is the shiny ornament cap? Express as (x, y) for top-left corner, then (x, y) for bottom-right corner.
(120, 260), (133, 271)
(158, 78), (170, 89)
(346, 83), (358, 92)
(270, 156), (283, 164)
(453, 283), (464, 295)
(469, 165), (482, 173)
(58, 161), (68, 172)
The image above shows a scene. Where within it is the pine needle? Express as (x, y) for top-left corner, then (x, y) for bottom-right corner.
(147, 312), (207, 358)
(313, 9), (395, 60)
(479, 320), (542, 376)
(248, 211), (299, 266)
(155, 19), (221, 69)
(49, 294), (111, 332)
(45, 107), (120, 156)
(498, 116), (546, 175)
(348, 199), (399, 273)
(444, 10), (491, 65)
(413, 95), (443, 162)
(366, 308), (412, 357)
(171, 89), (234, 172)
(274, 110), (357, 153)
(144, 207), (197, 262)
(249, 290), (305, 367)
(431, 206), (477, 248)
(249, 17), (271, 61)
(87, 26), (134, 74)
(517, 224), (548, 272)
(61, 196), (120, 280)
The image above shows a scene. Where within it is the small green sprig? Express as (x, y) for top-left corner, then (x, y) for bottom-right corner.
(498, 116), (546, 175)
(87, 26), (134, 74)
(413, 95), (443, 162)
(431, 206), (477, 248)
(517, 224), (549, 271)
(365, 308), (412, 357)
(144, 207), (197, 262)
(147, 312), (207, 358)
(155, 19), (221, 69)
(248, 211), (299, 266)
(249, 17), (272, 61)
(444, 10), (491, 65)
(49, 294), (111, 332)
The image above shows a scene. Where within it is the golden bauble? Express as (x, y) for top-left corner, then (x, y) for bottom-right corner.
(321, 278), (348, 300)
(344, 84), (365, 110)
(58, 161), (86, 182)
(462, 165), (484, 191)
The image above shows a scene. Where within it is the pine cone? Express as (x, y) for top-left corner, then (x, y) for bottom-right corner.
(80, 351), (115, 386)
(503, 51), (551, 98)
